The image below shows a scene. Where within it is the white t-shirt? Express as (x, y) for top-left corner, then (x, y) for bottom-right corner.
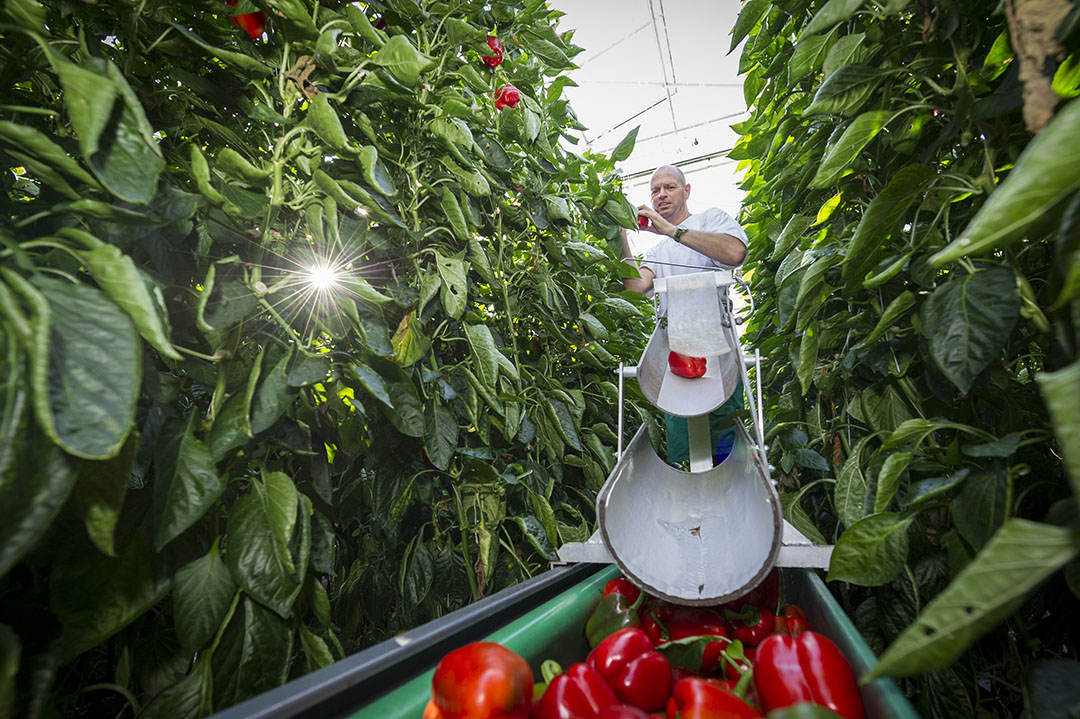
(637, 207), (748, 316)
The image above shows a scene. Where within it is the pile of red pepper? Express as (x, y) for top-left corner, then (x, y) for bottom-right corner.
(424, 569), (867, 719)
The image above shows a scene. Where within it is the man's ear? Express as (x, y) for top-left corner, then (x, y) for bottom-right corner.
(684, 183), (691, 199)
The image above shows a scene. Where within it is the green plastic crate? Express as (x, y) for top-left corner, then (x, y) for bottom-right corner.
(350, 566), (918, 719)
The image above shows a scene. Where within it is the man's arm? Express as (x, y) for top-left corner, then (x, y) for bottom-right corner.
(636, 207), (747, 266)
(619, 228), (656, 293)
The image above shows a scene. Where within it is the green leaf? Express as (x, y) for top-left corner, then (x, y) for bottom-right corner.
(168, 23), (273, 77)
(771, 215), (813, 261)
(435, 251), (467, 319)
(604, 193), (638, 229)
(730, 0), (770, 53)
(391, 310), (431, 367)
(32, 276), (140, 459)
(299, 625), (335, 673)
(932, 98), (1080, 266)
(510, 515), (558, 561)
(795, 447), (830, 471)
(856, 383), (913, 433)
(251, 347), (299, 435)
(368, 35), (435, 87)
(799, 0), (868, 38)
(1052, 52), (1080, 99)
(656, 635), (728, 674)
(921, 267), (1018, 394)
(961, 433), (1025, 458)
(402, 540), (434, 606)
(1038, 358), (1080, 509)
(350, 362), (393, 407)
(952, 470), (1007, 549)
(835, 437), (872, 527)
(286, 353), (331, 387)
(224, 473), (305, 617)
(805, 63), (887, 115)
(424, 402), (457, 470)
(377, 361), (425, 437)
(358, 145), (397, 196)
(610, 125), (639, 162)
(788, 35), (833, 86)
(464, 323), (501, 388)
(153, 417), (224, 551)
(873, 450), (913, 513)
(173, 542), (235, 652)
(782, 492), (829, 545)
(863, 290), (916, 345)
(547, 397), (582, 452)
(828, 512), (913, 586)
(810, 110), (894, 188)
(75, 435), (136, 557)
(865, 520), (1080, 679)
(43, 49), (118, 161)
(138, 658), (210, 719)
(841, 164), (936, 290)
(209, 351), (261, 462)
(211, 595), (293, 707)
(766, 704), (847, 719)
(530, 490), (559, 548)
(901, 469), (969, 508)
(0, 379), (79, 579)
(796, 321), (819, 395)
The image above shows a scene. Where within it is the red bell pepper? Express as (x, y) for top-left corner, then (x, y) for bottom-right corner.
(494, 84), (521, 111)
(483, 35), (505, 68)
(665, 677), (761, 719)
(535, 662), (617, 719)
(641, 599), (673, 646)
(423, 642), (532, 719)
(666, 607), (730, 675)
(668, 351), (706, 379)
(754, 632), (865, 719)
(722, 645), (755, 683)
(774, 605), (811, 637)
(724, 606), (775, 647)
(588, 628), (673, 713)
(603, 578), (642, 606)
(597, 704), (651, 719)
(727, 567), (780, 614)
(224, 0), (266, 39)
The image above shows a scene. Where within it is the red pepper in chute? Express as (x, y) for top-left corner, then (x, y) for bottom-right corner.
(494, 84), (521, 110)
(603, 578), (642, 606)
(665, 677), (762, 719)
(587, 628), (673, 713)
(422, 642), (532, 719)
(774, 604), (811, 637)
(534, 662), (617, 719)
(483, 35), (505, 68)
(724, 606), (775, 647)
(667, 351), (706, 379)
(754, 632), (866, 719)
(666, 607), (730, 675)
(224, 0), (266, 39)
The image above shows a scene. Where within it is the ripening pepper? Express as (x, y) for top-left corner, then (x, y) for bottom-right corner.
(494, 84), (521, 110)
(665, 677), (762, 719)
(603, 578), (642, 606)
(483, 35), (505, 68)
(586, 589), (643, 648)
(754, 632), (865, 719)
(773, 605), (810, 637)
(666, 607), (730, 675)
(225, 0), (266, 39)
(667, 351), (706, 379)
(587, 628), (673, 713)
(535, 662), (617, 719)
(422, 642), (532, 719)
(724, 606), (775, 647)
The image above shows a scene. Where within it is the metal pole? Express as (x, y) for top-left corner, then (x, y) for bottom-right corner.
(616, 361), (625, 460)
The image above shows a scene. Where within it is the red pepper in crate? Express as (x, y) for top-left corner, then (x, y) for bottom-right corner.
(724, 605), (775, 647)
(423, 642), (532, 719)
(666, 607), (730, 675)
(728, 567), (780, 613)
(665, 677), (762, 719)
(535, 662), (617, 719)
(596, 706), (650, 719)
(754, 632), (866, 719)
(667, 351), (706, 379)
(586, 588), (644, 648)
(774, 605), (810, 637)
(588, 628), (673, 713)
(603, 578), (642, 606)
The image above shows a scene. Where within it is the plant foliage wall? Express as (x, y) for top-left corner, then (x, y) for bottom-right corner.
(0, 0), (653, 716)
(732, 0), (1080, 715)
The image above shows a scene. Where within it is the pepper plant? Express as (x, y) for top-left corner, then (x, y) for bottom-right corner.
(0, 0), (654, 716)
(732, 0), (1080, 715)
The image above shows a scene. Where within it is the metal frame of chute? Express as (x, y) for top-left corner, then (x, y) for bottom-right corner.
(556, 260), (834, 573)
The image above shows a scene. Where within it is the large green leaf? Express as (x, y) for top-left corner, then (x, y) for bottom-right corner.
(211, 595), (293, 707)
(865, 520), (1080, 679)
(435, 252), (467, 319)
(424, 402), (458, 470)
(805, 63), (888, 115)
(464, 323), (501, 389)
(173, 541), (236, 652)
(932, 98), (1080, 266)
(368, 35), (435, 87)
(952, 470), (1007, 549)
(921, 266), (1018, 394)
(810, 110), (895, 188)
(74, 434), (136, 557)
(828, 512), (913, 586)
(251, 347), (299, 435)
(610, 125), (639, 162)
(834, 436), (873, 528)
(1038, 358), (1080, 510)
(153, 417), (225, 551)
(799, 0), (868, 38)
(862, 291), (916, 345)
(730, 0), (770, 53)
(391, 310), (431, 367)
(873, 450), (913, 513)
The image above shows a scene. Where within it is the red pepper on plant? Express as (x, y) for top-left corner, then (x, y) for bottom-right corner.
(224, 0), (267, 39)
(753, 632), (866, 719)
(665, 677), (762, 719)
(422, 642), (533, 719)
(774, 605), (810, 637)
(494, 84), (521, 110)
(534, 662), (618, 719)
(723, 605), (775, 647)
(603, 578), (642, 606)
(667, 351), (706, 379)
(483, 35), (505, 68)
(587, 628), (673, 713)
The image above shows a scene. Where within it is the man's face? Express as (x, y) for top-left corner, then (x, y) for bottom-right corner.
(650, 170), (690, 221)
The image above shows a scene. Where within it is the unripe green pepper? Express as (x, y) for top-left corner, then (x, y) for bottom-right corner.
(585, 589), (644, 648)
(308, 94), (355, 155)
(190, 144), (226, 204)
(216, 147), (271, 185)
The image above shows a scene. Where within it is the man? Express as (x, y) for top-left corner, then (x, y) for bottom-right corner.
(619, 165), (749, 465)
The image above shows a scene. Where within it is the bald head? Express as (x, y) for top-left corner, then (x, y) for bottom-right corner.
(649, 164), (691, 223)
(651, 165), (686, 185)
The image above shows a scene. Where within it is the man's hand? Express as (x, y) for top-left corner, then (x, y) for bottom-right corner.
(636, 205), (677, 237)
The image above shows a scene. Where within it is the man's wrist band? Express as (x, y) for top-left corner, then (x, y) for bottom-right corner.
(673, 227), (686, 243)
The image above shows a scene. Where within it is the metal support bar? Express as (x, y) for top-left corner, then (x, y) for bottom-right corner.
(687, 414), (713, 473)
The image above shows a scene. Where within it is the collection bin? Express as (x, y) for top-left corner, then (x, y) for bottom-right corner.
(211, 565), (918, 719)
